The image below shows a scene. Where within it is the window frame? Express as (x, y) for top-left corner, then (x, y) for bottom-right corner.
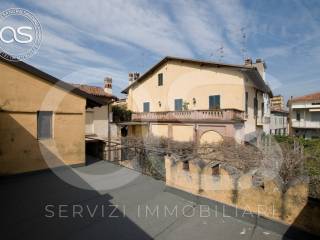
(174, 99), (183, 111)
(158, 73), (163, 86)
(209, 95), (221, 110)
(143, 102), (150, 112)
(254, 97), (258, 117)
(183, 161), (189, 171)
(37, 111), (53, 140)
(311, 112), (320, 121)
(245, 92), (248, 114)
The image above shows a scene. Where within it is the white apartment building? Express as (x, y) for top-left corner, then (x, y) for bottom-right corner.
(288, 92), (320, 138)
(270, 109), (288, 135)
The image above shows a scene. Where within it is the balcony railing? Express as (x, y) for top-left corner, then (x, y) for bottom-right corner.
(131, 109), (245, 122)
(292, 120), (320, 129)
(257, 116), (271, 126)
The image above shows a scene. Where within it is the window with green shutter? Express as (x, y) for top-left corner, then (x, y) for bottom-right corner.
(209, 95), (220, 109)
(245, 92), (248, 113)
(158, 73), (163, 86)
(174, 99), (183, 111)
(143, 102), (150, 112)
(254, 97), (258, 116)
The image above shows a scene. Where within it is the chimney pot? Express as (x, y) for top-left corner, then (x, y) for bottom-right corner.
(104, 77), (112, 94)
(128, 72), (140, 84)
(252, 58), (266, 81)
(244, 58), (252, 65)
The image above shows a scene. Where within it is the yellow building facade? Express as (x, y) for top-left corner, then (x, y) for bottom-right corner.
(122, 57), (272, 143)
(0, 58), (102, 175)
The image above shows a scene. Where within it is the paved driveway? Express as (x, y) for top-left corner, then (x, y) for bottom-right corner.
(1, 161), (290, 240)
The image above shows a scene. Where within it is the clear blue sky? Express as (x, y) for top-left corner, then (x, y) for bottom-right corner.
(2, 0), (320, 100)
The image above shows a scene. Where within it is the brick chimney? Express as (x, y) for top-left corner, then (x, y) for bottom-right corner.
(253, 58), (267, 81)
(244, 58), (252, 65)
(104, 77), (112, 94)
(128, 72), (140, 85)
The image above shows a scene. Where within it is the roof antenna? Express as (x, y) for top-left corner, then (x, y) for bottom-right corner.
(209, 51), (214, 60)
(209, 43), (224, 62)
(217, 43), (224, 62)
(240, 27), (247, 60)
(139, 52), (146, 68)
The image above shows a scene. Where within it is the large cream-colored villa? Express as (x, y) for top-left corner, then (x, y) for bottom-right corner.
(121, 56), (272, 143)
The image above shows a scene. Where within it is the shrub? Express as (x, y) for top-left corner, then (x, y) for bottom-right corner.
(112, 105), (132, 122)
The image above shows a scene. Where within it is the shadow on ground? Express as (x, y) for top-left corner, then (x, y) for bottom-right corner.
(282, 197), (320, 239)
(0, 165), (152, 240)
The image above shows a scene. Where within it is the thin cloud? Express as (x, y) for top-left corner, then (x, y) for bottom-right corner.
(26, 0), (193, 57)
(1, 0), (319, 100)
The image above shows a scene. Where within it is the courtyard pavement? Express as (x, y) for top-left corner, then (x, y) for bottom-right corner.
(1, 160), (292, 240)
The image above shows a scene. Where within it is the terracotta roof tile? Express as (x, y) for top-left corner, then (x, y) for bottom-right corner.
(290, 92), (320, 102)
(72, 84), (117, 99)
(270, 107), (288, 114)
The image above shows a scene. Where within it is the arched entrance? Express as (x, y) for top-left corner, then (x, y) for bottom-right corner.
(200, 130), (223, 144)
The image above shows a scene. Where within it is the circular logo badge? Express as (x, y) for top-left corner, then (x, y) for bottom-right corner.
(0, 8), (42, 61)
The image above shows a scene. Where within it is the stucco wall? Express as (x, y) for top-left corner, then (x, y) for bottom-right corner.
(126, 60), (267, 141)
(172, 125), (194, 142)
(85, 110), (94, 134)
(128, 125), (149, 138)
(244, 82), (265, 136)
(150, 124), (169, 138)
(165, 156), (319, 235)
(0, 62), (86, 175)
(85, 105), (109, 138)
(127, 60), (246, 112)
(0, 63), (84, 113)
(149, 123), (242, 143)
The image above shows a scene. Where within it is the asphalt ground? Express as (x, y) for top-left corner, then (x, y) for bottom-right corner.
(1, 161), (291, 240)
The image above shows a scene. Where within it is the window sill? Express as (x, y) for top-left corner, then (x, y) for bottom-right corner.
(37, 138), (54, 142)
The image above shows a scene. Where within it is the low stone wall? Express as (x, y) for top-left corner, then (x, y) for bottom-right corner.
(165, 155), (320, 235)
(118, 159), (142, 172)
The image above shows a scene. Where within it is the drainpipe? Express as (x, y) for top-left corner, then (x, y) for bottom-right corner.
(288, 96), (293, 136)
(107, 100), (112, 161)
(255, 90), (258, 127)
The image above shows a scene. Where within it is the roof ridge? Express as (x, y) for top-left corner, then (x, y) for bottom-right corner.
(121, 56), (271, 96)
(0, 52), (106, 106)
(164, 55), (253, 69)
(72, 83), (117, 99)
(291, 91), (320, 102)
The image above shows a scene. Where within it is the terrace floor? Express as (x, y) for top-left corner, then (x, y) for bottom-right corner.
(1, 160), (292, 240)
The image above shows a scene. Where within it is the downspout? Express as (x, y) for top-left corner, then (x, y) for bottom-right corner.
(255, 89), (258, 127)
(288, 96), (293, 136)
(107, 100), (112, 161)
